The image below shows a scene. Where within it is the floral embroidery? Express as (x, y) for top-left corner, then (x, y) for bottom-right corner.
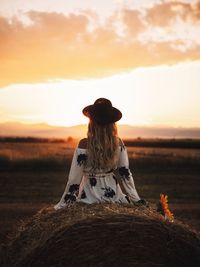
(90, 177), (97, 187)
(77, 154), (87, 166)
(64, 184), (80, 203)
(101, 187), (116, 198)
(64, 193), (76, 203)
(119, 167), (130, 180)
(68, 184), (79, 194)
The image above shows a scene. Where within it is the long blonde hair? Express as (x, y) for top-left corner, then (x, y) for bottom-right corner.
(86, 120), (119, 171)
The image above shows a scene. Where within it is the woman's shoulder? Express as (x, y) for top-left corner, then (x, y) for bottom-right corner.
(117, 137), (124, 146)
(78, 138), (88, 149)
(117, 137), (126, 151)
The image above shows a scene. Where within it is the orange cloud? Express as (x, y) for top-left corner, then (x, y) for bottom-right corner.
(122, 9), (146, 37)
(0, 2), (199, 87)
(145, 1), (200, 26)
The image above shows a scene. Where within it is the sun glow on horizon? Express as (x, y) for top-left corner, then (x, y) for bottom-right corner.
(0, 61), (200, 128)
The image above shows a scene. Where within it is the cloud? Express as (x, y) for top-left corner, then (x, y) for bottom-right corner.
(0, 1), (200, 87)
(145, 1), (200, 26)
(145, 2), (177, 27)
(122, 9), (146, 37)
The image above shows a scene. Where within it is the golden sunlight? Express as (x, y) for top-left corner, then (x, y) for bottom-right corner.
(0, 62), (200, 128)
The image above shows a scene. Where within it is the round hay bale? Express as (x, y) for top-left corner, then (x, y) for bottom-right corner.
(1, 203), (200, 267)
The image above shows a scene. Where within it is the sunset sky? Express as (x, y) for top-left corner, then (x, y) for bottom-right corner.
(0, 0), (200, 128)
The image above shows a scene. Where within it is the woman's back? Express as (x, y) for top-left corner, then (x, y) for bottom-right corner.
(54, 136), (141, 209)
(53, 98), (142, 210)
(78, 136), (123, 172)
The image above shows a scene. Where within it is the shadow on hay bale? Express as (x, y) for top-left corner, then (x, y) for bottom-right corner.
(1, 203), (200, 267)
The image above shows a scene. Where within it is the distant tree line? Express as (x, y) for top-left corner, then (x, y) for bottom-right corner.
(0, 136), (77, 145)
(124, 138), (200, 149)
(0, 136), (200, 148)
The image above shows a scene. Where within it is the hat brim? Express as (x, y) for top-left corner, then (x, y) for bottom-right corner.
(82, 105), (122, 124)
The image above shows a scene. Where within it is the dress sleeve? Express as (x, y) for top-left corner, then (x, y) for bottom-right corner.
(54, 147), (86, 210)
(117, 142), (141, 203)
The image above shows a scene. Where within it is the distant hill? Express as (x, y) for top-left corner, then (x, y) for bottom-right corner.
(0, 122), (200, 139)
(0, 122), (87, 138)
(118, 124), (200, 139)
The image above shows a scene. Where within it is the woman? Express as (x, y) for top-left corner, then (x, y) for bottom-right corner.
(40, 98), (145, 214)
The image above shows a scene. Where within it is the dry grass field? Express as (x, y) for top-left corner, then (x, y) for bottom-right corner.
(0, 138), (200, 246)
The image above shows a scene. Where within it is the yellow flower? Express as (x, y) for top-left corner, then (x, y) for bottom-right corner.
(159, 193), (174, 222)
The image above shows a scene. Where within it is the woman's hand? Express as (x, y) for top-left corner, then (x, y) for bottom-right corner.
(37, 205), (55, 215)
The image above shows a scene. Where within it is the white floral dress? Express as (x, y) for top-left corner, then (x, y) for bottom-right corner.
(54, 144), (141, 210)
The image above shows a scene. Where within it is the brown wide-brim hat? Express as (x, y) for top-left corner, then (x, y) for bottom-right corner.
(82, 98), (122, 125)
